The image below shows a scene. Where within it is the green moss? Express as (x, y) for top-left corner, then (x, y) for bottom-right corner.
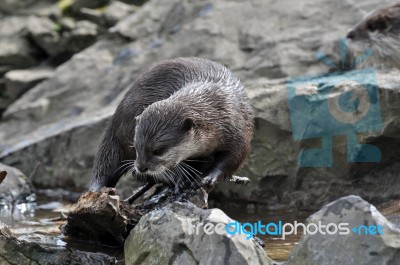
(95, 6), (107, 13)
(53, 23), (62, 32)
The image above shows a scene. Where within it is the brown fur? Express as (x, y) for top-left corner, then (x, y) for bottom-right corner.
(89, 57), (254, 191)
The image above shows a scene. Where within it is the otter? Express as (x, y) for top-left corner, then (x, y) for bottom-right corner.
(89, 57), (254, 192)
(346, 3), (400, 69)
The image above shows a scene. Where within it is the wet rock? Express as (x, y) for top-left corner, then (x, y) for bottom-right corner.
(286, 195), (400, 265)
(0, 163), (34, 206)
(124, 202), (273, 265)
(4, 68), (54, 100)
(61, 182), (209, 245)
(0, 222), (118, 265)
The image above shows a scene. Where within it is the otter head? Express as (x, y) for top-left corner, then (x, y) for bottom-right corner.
(346, 3), (400, 66)
(133, 100), (199, 182)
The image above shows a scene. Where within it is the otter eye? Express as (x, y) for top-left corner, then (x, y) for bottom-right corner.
(152, 147), (166, 156)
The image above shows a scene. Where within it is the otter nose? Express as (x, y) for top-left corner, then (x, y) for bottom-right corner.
(136, 165), (148, 173)
(346, 30), (355, 39)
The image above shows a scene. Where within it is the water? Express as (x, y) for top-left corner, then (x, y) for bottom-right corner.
(216, 203), (311, 261)
(0, 194), (311, 262)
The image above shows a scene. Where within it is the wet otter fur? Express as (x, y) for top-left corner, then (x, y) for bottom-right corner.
(89, 57), (253, 192)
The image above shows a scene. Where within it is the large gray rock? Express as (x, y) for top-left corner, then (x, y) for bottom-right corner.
(286, 195), (400, 265)
(124, 202), (273, 265)
(0, 108), (113, 188)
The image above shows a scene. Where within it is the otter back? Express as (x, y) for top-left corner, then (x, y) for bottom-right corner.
(89, 57), (253, 191)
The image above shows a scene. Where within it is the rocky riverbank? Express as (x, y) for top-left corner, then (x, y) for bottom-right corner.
(1, 0), (400, 264)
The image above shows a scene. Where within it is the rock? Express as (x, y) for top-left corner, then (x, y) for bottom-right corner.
(0, 16), (40, 68)
(0, 222), (119, 264)
(27, 16), (61, 57)
(103, 1), (136, 27)
(0, 0), (60, 16)
(79, 2), (136, 27)
(0, 107), (114, 189)
(5, 68), (54, 100)
(0, 38), (39, 68)
(0, 163), (35, 206)
(64, 20), (99, 54)
(61, 182), (208, 246)
(124, 202), (273, 265)
(214, 70), (400, 210)
(27, 16), (98, 59)
(286, 195), (400, 265)
(70, 0), (111, 13)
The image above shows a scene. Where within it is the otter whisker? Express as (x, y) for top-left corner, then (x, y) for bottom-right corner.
(114, 161), (135, 174)
(121, 159), (135, 162)
(180, 163), (202, 186)
(128, 164), (136, 173)
(179, 163), (201, 186)
(181, 162), (203, 176)
(175, 164), (189, 184)
(184, 159), (212, 163)
(162, 166), (175, 185)
(165, 168), (178, 185)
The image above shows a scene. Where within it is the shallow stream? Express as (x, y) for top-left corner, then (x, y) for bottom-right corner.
(0, 193), (311, 262)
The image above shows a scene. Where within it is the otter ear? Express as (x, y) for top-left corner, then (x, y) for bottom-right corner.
(367, 16), (389, 32)
(183, 118), (194, 131)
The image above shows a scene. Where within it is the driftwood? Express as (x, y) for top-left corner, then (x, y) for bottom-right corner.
(61, 180), (213, 246)
(0, 171), (6, 185)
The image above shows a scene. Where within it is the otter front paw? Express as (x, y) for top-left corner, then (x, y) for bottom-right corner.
(201, 169), (224, 191)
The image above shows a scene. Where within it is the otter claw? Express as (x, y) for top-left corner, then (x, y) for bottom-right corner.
(201, 170), (223, 191)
